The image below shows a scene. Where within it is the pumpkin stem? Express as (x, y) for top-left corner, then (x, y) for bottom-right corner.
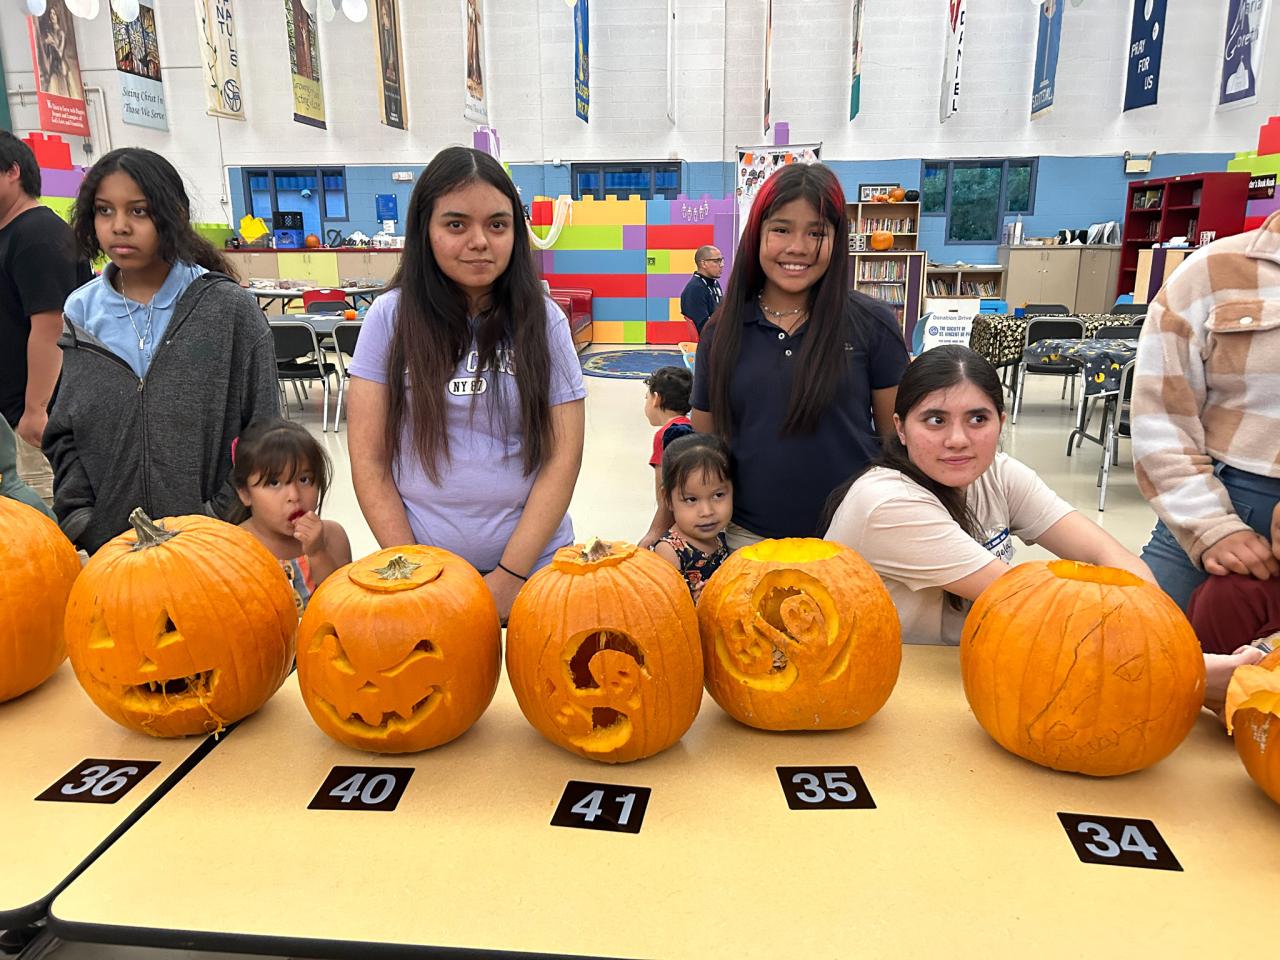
(129, 508), (177, 550)
(373, 553), (422, 581)
(581, 538), (612, 563)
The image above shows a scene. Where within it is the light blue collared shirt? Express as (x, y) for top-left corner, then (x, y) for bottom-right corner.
(64, 261), (208, 378)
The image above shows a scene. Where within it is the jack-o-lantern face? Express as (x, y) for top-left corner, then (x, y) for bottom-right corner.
(64, 510), (297, 737)
(507, 540), (703, 763)
(297, 547), (500, 754)
(698, 538), (901, 730)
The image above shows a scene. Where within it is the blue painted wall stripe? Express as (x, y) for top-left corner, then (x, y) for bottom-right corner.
(591, 297), (647, 322)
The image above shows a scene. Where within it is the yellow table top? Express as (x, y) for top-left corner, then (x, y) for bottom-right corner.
(0, 663), (218, 926)
(49, 646), (1280, 958)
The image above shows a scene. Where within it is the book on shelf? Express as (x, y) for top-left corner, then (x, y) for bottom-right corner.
(928, 278), (957, 295)
(1191, 187), (1202, 205)
(856, 259), (907, 281)
(858, 217), (916, 233)
(959, 279), (1000, 296)
(857, 282), (906, 305)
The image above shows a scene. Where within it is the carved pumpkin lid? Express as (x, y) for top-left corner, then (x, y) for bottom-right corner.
(551, 538), (637, 574)
(348, 547), (445, 593)
(1045, 559), (1145, 588)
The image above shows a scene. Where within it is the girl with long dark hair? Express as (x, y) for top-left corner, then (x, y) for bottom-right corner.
(346, 146), (586, 620)
(44, 148), (278, 553)
(675, 162), (908, 549)
(824, 345), (1152, 645)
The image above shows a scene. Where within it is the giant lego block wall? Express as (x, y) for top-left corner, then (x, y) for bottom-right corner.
(1228, 116), (1280, 230)
(23, 133), (86, 224)
(533, 194), (737, 344)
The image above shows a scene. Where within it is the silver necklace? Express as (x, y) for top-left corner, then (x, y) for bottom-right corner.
(757, 294), (806, 319)
(120, 274), (155, 353)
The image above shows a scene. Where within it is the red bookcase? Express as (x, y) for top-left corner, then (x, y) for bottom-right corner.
(1117, 171), (1249, 300)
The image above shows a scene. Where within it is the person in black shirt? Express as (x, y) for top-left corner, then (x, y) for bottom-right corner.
(679, 244), (723, 333)
(689, 163), (908, 547)
(0, 131), (92, 505)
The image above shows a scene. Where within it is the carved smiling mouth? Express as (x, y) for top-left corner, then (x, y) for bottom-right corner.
(124, 669), (218, 704)
(312, 686), (444, 734)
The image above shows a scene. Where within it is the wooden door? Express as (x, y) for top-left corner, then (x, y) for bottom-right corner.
(1039, 249), (1081, 310)
(1075, 248), (1119, 314)
(1000, 248), (1046, 309)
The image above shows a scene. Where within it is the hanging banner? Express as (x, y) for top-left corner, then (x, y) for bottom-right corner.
(939, 0), (966, 123)
(463, 0), (488, 122)
(112, 0), (167, 131)
(666, 0), (676, 124)
(1031, 0), (1063, 119)
(735, 143), (821, 242)
(763, 0), (773, 135)
(850, 0), (864, 121)
(194, 0), (243, 120)
(1219, 0), (1270, 111)
(574, 0), (589, 122)
(1123, 0), (1165, 112)
(373, 0), (406, 128)
(285, 0), (325, 129)
(27, 0), (89, 137)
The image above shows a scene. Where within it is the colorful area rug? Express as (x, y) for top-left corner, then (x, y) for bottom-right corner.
(580, 349), (686, 380)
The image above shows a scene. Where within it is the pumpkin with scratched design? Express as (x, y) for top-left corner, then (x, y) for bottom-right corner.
(1225, 648), (1280, 806)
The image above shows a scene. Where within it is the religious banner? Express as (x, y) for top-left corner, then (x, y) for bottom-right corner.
(850, 0), (864, 121)
(285, 0), (326, 129)
(940, 0), (966, 122)
(113, 0), (167, 131)
(763, 0), (773, 135)
(1123, 0), (1166, 112)
(194, 0), (244, 120)
(736, 143), (821, 242)
(574, 0), (589, 122)
(27, 0), (89, 136)
(463, 0), (488, 122)
(373, 0), (406, 128)
(1031, 0), (1064, 119)
(1219, 0), (1269, 111)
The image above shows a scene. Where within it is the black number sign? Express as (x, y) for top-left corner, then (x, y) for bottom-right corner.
(1058, 813), (1181, 871)
(308, 766), (414, 812)
(36, 759), (161, 804)
(551, 780), (650, 834)
(776, 766), (875, 810)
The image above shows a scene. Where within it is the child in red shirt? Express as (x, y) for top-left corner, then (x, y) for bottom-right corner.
(639, 365), (694, 546)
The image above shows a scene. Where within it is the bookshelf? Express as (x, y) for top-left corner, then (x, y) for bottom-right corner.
(846, 200), (920, 252)
(925, 264), (1005, 300)
(1116, 171), (1248, 299)
(851, 250), (926, 344)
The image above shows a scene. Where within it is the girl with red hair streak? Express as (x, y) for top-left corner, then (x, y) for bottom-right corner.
(684, 163), (908, 549)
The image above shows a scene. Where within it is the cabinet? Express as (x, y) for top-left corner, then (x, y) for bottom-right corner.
(336, 251), (400, 284)
(925, 264), (1005, 299)
(849, 251), (925, 343)
(846, 200), (920, 251)
(998, 245), (1121, 313)
(275, 252), (340, 287)
(224, 251), (278, 281)
(1074, 247), (1123, 313)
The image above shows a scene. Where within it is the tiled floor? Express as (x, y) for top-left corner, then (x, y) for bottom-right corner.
(30, 351), (1156, 960)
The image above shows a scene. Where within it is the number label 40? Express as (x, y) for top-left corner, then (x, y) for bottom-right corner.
(551, 780), (651, 834)
(776, 766), (875, 810)
(1057, 813), (1182, 872)
(308, 766), (414, 812)
(37, 759), (161, 804)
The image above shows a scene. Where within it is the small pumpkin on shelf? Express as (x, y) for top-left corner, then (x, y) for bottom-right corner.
(869, 230), (894, 251)
(870, 193), (890, 203)
(889, 187), (907, 202)
(1225, 647), (1280, 807)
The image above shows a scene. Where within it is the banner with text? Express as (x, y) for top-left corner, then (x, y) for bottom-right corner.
(850, 0), (864, 120)
(463, 0), (488, 122)
(940, 0), (966, 122)
(373, 0), (406, 128)
(575, 0), (589, 122)
(113, 0), (167, 131)
(285, 0), (325, 128)
(763, 0), (773, 135)
(1031, 0), (1063, 119)
(28, 0), (89, 136)
(194, 0), (243, 120)
(1123, 0), (1165, 111)
(1219, 0), (1270, 110)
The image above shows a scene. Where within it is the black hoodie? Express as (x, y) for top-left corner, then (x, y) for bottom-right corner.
(43, 272), (280, 553)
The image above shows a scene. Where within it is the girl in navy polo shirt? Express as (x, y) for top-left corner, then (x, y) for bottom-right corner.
(689, 163), (908, 547)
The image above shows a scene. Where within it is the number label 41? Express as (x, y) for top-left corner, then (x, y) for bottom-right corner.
(551, 780), (651, 834)
(1058, 813), (1182, 872)
(308, 766), (415, 812)
(776, 766), (875, 810)
(37, 759), (161, 805)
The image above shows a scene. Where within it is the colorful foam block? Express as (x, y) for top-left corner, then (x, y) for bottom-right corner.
(591, 297), (647, 322)
(547, 250), (647, 274)
(542, 273), (647, 298)
(646, 251), (670, 274)
(622, 225), (646, 250)
(622, 321), (647, 344)
(647, 273), (693, 299)
(592, 321), (627, 343)
(647, 321), (689, 345)
(668, 298), (684, 321)
(539, 225), (624, 250)
(646, 225), (714, 250)
(669, 249), (697, 274)
(1259, 116), (1280, 157)
(567, 195), (647, 226)
(23, 133), (72, 170)
(531, 199), (554, 227)
(645, 200), (671, 226)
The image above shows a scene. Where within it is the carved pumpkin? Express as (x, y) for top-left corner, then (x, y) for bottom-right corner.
(64, 510), (296, 737)
(297, 547), (500, 753)
(506, 539), (702, 763)
(698, 539), (901, 731)
(961, 561), (1205, 776)
(1, 494), (80, 702)
(889, 187), (907, 202)
(1225, 647), (1280, 806)
(869, 230), (894, 251)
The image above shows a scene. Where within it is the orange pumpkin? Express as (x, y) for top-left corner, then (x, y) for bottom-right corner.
(961, 561), (1205, 776)
(1, 493), (80, 702)
(342, 308), (358, 320)
(1225, 647), (1280, 806)
(869, 230), (894, 251)
(297, 546), (500, 753)
(889, 187), (907, 202)
(697, 539), (901, 730)
(304, 233), (321, 249)
(64, 510), (296, 737)
(871, 193), (890, 203)
(506, 539), (702, 763)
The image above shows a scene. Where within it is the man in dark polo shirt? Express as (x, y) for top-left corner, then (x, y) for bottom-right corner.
(0, 131), (91, 505)
(679, 245), (723, 333)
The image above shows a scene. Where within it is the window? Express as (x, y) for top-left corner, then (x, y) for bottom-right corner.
(572, 162), (682, 200)
(242, 167), (349, 232)
(920, 158), (1038, 243)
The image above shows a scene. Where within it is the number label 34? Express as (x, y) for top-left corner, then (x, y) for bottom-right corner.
(1058, 813), (1182, 872)
(777, 766), (875, 810)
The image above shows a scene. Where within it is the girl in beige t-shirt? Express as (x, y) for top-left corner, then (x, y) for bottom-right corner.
(824, 346), (1152, 645)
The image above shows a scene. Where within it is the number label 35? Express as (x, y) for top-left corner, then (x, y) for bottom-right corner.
(1058, 813), (1182, 872)
(777, 766), (876, 810)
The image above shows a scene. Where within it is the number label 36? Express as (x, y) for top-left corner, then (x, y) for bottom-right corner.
(1058, 813), (1182, 872)
(776, 766), (876, 810)
(37, 759), (161, 805)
